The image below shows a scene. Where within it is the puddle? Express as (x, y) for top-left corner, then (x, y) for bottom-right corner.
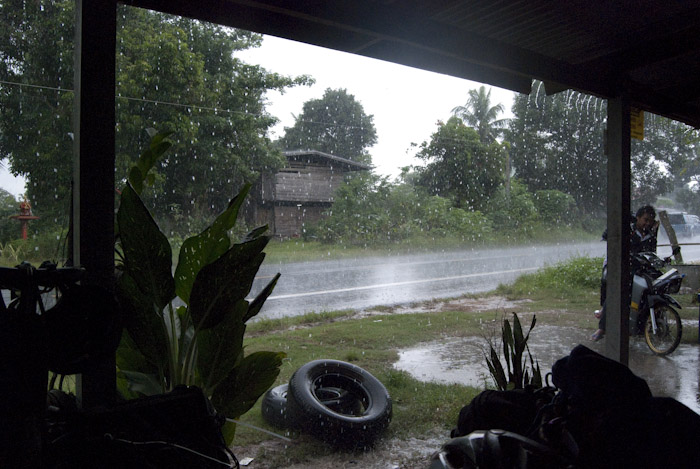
(394, 324), (700, 414)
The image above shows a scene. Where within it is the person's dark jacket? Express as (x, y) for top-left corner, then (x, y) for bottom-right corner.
(601, 220), (657, 255)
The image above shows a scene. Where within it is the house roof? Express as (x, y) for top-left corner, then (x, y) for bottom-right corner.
(124, 0), (700, 128)
(283, 150), (372, 171)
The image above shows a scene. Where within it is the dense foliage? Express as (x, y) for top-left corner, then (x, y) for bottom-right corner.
(414, 117), (505, 211)
(278, 88), (377, 163)
(507, 82), (608, 214)
(0, 1), (310, 234)
(303, 172), (493, 245)
(0, 189), (20, 244)
(452, 85), (508, 144)
(507, 81), (699, 213)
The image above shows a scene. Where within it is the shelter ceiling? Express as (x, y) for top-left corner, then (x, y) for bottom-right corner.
(123, 0), (700, 128)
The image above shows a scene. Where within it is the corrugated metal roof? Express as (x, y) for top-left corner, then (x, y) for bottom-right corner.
(283, 150), (372, 171)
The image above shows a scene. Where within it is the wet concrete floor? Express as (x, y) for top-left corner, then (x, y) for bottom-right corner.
(394, 323), (700, 414)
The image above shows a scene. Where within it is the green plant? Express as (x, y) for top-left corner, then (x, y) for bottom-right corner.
(115, 129), (285, 440)
(484, 313), (542, 390)
(0, 241), (25, 266)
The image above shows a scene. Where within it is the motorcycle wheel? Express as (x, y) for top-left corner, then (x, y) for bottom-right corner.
(644, 304), (682, 356)
(286, 359), (392, 448)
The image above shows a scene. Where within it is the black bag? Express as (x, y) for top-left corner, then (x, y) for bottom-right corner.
(451, 385), (555, 438)
(46, 386), (236, 468)
(548, 344), (700, 469)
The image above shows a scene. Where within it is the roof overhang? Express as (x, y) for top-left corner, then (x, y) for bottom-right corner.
(123, 0), (700, 128)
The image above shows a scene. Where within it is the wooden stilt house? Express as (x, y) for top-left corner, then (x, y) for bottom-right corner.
(252, 150), (371, 237)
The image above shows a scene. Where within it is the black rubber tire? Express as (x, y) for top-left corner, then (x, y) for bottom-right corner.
(286, 359), (392, 448)
(261, 384), (293, 429)
(261, 383), (363, 429)
(644, 304), (682, 356)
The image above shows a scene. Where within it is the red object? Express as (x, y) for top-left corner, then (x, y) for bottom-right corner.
(10, 197), (39, 240)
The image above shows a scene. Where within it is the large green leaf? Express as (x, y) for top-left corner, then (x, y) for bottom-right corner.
(119, 370), (163, 396)
(188, 236), (269, 330)
(210, 351), (286, 420)
(174, 184), (252, 304)
(512, 313), (526, 356)
(486, 345), (507, 391)
(115, 329), (157, 375)
(511, 314), (524, 386)
(118, 184), (175, 310)
(244, 273), (280, 323)
(128, 129), (173, 195)
(116, 272), (169, 369)
(196, 299), (248, 392)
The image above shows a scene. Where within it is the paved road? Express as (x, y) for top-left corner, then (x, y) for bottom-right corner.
(252, 242), (593, 319)
(251, 240), (700, 320)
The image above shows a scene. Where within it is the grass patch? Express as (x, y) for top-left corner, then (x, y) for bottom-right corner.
(495, 256), (603, 301)
(264, 231), (600, 264)
(234, 308), (496, 460)
(247, 309), (355, 335)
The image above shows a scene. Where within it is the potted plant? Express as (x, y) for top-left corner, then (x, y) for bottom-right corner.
(115, 129), (284, 441)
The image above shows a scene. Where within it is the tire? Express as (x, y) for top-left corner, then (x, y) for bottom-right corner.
(261, 383), (365, 429)
(286, 359), (392, 448)
(261, 384), (293, 429)
(644, 304), (682, 356)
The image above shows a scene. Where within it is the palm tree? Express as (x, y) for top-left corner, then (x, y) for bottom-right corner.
(452, 86), (508, 144)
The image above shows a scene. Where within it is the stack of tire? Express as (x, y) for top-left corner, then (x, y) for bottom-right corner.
(261, 359), (392, 449)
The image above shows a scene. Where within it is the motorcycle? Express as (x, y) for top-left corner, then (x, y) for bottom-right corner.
(619, 251), (684, 355)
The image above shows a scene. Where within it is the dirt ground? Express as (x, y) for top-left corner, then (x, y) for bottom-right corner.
(234, 296), (530, 469)
(234, 430), (446, 469)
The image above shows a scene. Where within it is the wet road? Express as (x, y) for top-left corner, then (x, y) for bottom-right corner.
(253, 241), (700, 320)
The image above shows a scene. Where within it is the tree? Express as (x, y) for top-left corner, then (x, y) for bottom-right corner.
(507, 81), (607, 214)
(633, 113), (700, 188)
(414, 117), (504, 210)
(630, 113), (697, 208)
(0, 2), (311, 232)
(486, 179), (539, 234)
(0, 188), (19, 243)
(452, 86), (508, 144)
(507, 82), (694, 215)
(279, 88), (377, 163)
(0, 1), (75, 225)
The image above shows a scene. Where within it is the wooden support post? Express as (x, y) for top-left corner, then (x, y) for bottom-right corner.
(73, 0), (118, 408)
(605, 96), (631, 366)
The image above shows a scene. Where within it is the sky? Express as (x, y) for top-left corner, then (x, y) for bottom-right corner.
(238, 34), (516, 179)
(0, 33), (517, 197)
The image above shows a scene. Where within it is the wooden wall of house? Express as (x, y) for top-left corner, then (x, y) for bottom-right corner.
(272, 165), (345, 203)
(274, 204), (328, 238)
(251, 203), (275, 233)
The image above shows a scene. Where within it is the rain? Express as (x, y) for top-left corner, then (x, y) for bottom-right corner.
(1, 2), (700, 467)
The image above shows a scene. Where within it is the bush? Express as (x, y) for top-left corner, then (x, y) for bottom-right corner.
(533, 190), (576, 225)
(487, 180), (539, 235)
(306, 178), (495, 245)
(498, 255), (603, 298)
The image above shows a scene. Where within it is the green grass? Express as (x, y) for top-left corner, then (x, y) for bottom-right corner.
(263, 229), (600, 264)
(495, 255), (603, 300)
(235, 308), (495, 462)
